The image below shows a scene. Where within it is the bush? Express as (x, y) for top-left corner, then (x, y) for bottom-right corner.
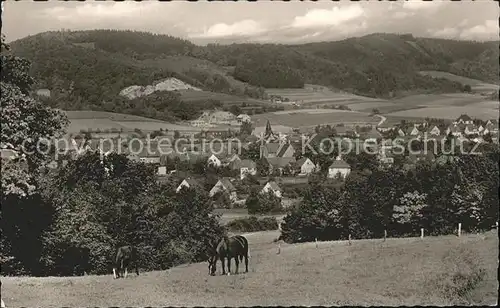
(226, 216), (278, 232)
(246, 190), (283, 215)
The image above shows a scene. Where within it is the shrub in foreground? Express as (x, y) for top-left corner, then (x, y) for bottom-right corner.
(226, 216), (279, 233)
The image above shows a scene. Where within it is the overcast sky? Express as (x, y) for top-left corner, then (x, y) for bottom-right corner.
(2, 0), (499, 44)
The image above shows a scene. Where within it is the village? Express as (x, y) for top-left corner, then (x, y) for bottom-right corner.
(3, 113), (495, 210)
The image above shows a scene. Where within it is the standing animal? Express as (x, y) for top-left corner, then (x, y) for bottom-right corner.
(208, 235), (249, 276)
(112, 245), (139, 279)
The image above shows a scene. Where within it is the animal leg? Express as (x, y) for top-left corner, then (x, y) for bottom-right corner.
(244, 255), (249, 273)
(124, 267), (128, 278)
(235, 256), (239, 274)
(220, 257), (226, 275)
(227, 257), (231, 276)
(113, 268), (117, 279)
(136, 263), (139, 276)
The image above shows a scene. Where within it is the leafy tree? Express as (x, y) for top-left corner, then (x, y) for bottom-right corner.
(393, 191), (428, 235)
(240, 121), (253, 136)
(1, 35), (68, 275)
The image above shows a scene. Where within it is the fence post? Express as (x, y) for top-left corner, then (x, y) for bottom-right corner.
(384, 229), (387, 242)
(458, 223), (461, 237)
(276, 243), (281, 255)
(315, 238), (318, 248)
(348, 234), (352, 246)
(420, 228), (424, 239)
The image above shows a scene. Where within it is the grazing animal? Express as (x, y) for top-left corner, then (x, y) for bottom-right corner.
(208, 235), (249, 276)
(112, 245), (139, 279)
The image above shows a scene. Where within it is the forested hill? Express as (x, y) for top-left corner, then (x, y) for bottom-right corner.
(8, 30), (499, 120)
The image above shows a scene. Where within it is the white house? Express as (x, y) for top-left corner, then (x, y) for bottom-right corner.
(176, 178), (198, 193)
(238, 159), (257, 180)
(207, 154), (222, 167)
(260, 181), (282, 198)
(327, 156), (351, 179)
(209, 178), (237, 202)
(427, 125), (441, 136)
(406, 126), (420, 136)
(237, 114), (251, 123)
(295, 157), (317, 176)
(157, 166), (167, 176)
(454, 114), (473, 125)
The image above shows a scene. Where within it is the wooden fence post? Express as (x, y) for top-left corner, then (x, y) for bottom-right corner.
(458, 223), (461, 237)
(348, 234), (352, 246)
(420, 228), (424, 239)
(384, 229), (387, 242)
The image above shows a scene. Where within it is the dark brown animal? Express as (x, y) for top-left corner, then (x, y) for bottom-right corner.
(208, 235), (249, 276)
(113, 246), (139, 279)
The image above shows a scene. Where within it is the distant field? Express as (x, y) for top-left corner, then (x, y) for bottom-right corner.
(386, 106), (499, 120)
(3, 230), (497, 306)
(266, 84), (380, 106)
(253, 109), (378, 129)
(372, 93), (495, 118)
(419, 71), (499, 92)
(64, 111), (200, 134)
(177, 90), (268, 106)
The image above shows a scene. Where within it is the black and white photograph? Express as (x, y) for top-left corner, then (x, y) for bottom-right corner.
(1, 0), (499, 306)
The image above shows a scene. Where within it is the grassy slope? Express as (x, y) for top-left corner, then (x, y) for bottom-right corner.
(2, 230), (497, 306)
(64, 110), (201, 134)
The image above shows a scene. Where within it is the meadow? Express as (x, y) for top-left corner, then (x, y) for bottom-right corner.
(177, 90), (269, 106)
(419, 71), (499, 93)
(252, 109), (378, 130)
(64, 110), (200, 134)
(2, 230), (497, 306)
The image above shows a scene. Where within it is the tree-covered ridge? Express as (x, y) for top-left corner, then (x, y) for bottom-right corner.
(9, 30), (499, 115)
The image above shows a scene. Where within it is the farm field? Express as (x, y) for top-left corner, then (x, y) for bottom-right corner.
(252, 109), (378, 129)
(177, 90), (269, 106)
(2, 230), (497, 306)
(367, 93), (498, 120)
(386, 106), (499, 121)
(419, 71), (499, 92)
(64, 111), (200, 134)
(265, 85), (384, 108)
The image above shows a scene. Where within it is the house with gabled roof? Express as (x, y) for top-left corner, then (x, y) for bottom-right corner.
(207, 154), (222, 167)
(406, 126), (420, 136)
(260, 142), (295, 159)
(293, 157), (317, 176)
(445, 124), (462, 137)
(361, 127), (383, 143)
(464, 124), (478, 136)
(209, 177), (237, 201)
(327, 156), (351, 179)
(454, 114), (473, 125)
(426, 125), (441, 136)
(264, 157), (296, 175)
(176, 178), (200, 193)
(235, 159), (257, 179)
(260, 181), (282, 198)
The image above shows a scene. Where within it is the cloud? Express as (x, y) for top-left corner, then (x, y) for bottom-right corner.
(290, 5), (365, 29)
(393, 11), (412, 19)
(41, 2), (163, 22)
(188, 19), (266, 38)
(460, 20), (498, 40)
(430, 27), (460, 39)
(402, 1), (444, 11)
